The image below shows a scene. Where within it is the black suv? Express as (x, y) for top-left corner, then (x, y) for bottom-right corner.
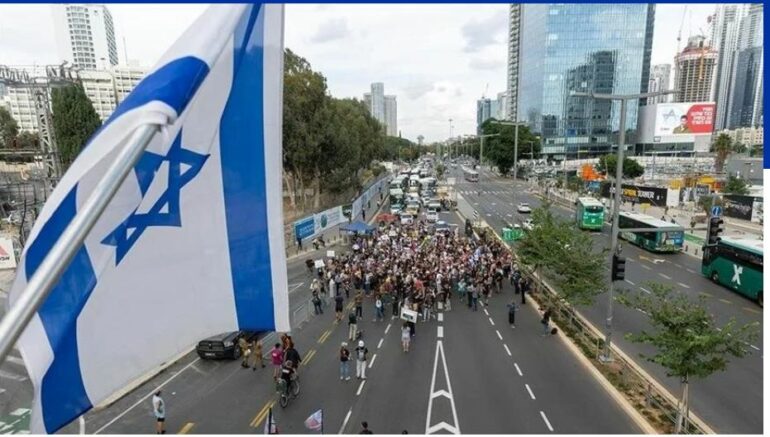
(196, 331), (260, 360)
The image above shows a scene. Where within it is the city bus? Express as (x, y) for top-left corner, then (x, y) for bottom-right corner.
(618, 211), (684, 253)
(463, 167), (479, 182)
(701, 237), (763, 306)
(575, 197), (605, 230)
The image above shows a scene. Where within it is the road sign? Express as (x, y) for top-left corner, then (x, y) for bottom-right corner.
(711, 206), (722, 217)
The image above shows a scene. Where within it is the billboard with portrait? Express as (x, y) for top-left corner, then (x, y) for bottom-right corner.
(655, 103), (715, 136)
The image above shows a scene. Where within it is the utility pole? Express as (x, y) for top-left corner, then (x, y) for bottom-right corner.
(570, 89), (676, 362)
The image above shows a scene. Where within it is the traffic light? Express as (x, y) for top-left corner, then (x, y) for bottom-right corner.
(707, 216), (724, 245)
(611, 254), (626, 282)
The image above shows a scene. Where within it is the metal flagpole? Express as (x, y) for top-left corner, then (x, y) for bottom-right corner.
(0, 123), (160, 365)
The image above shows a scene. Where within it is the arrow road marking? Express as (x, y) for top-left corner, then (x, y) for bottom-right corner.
(425, 341), (461, 434)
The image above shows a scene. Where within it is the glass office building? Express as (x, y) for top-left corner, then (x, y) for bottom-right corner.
(515, 4), (655, 160)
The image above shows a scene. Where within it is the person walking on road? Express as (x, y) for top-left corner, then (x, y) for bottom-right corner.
(348, 311), (358, 341)
(311, 288), (323, 315)
(270, 343), (283, 380)
(335, 292), (345, 322)
(328, 276), (336, 306)
(340, 342), (351, 381)
(152, 390), (165, 434)
(401, 322), (411, 352)
(507, 301), (518, 328)
(374, 294), (384, 322)
(355, 291), (364, 319)
(520, 277), (530, 305)
(251, 339), (265, 370)
(541, 308), (552, 336)
(355, 340), (368, 380)
(471, 285), (479, 311)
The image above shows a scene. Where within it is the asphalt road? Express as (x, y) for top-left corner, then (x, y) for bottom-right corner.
(69, 208), (641, 434)
(452, 165), (763, 434)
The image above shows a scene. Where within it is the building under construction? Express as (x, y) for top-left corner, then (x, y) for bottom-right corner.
(674, 35), (717, 103)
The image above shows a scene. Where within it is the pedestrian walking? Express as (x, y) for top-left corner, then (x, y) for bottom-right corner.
(374, 295), (384, 321)
(270, 343), (283, 380)
(312, 289), (323, 315)
(340, 342), (351, 381)
(541, 308), (552, 336)
(335, 293), (345, 322)
(297, 236), (303, 251)
(348, 311), (358, 341)
(251, 339), (265, 370)
(401, 322), (411, 352)
(238, 336), (251, 368)
(355, 340), (368, 380)
(507, 301), (518, 328)
(328, 276), (336, 305)
(471, 286), (479, 311)
(466, 283), (473, 308)
(520, 277), (529, 305)
(152, 390), (165, 434)
(355, 291), (364, 319)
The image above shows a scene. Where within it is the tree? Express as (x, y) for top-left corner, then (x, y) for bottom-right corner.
(479, 119), (541, 175)
(724, 175), (750, 195)
(435, 163), (446, 180)
(517, 204), (607, 305)
(711, 133), (733, 173)
(15, 131), (39, 149)
(0, 107), (19, 148)
(618, 284), (759, 433)
(51, 84), (102, 170)
(596, 154), (644, 179)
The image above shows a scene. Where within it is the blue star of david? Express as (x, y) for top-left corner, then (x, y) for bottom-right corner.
(102, 130), (209, 264)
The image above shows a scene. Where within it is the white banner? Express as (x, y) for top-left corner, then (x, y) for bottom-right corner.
(314, 206), (343, 234)
(0, 237), (17, 269)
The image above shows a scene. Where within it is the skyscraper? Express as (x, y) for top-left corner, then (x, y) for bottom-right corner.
(727, 3), (763, 128)
(674, 35), (717, 103)
(506, 4), (522, 121)
(648, 64), (671, 104)
(363, 83), (397, 136)
(52, 4), (119, 69)
(369, 82), (385, 122)
(711, 4), (746, 129)
(514, 4), (654, 160)
(384, 95), (397, 136)
(476, 98), (493, 134)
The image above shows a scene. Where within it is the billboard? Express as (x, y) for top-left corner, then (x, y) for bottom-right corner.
(655, 103), (715, 136)
(0, 237), (16, 269)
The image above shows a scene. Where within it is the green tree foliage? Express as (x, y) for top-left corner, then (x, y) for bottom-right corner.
(517, 203), (607, 305)
(618, 283), (758, 432)
(596, 154), (644, 179)
(479, 119), (540, 175)
(15, 131), (39, 149)
(724, 175), (750, 195)
(710, 133), (745, 173)
(0, 107), (19, 148)
(51, 84), (102, 170)
(382, 136), (418, 162)
(435, 163), (446, 180)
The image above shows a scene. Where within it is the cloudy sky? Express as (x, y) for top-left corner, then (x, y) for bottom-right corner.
(0, 3), (716, 142)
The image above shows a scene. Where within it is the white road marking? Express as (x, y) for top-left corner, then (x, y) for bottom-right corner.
(437, 326), (444, 338)
(636, 308), (650, 315)
(674, 263), (682, 268)
(377, 338), (384, 349)
(488, 317), (495, 326)
(496, 330), (503, 340)
(483, 308), (489, 316)
(686, 268), (695, 274)
(288, 282), (304, 293)
(339, 409), (352, 434)
(0, 369), (27, 382)
(503, 344), (511, 356)
(677, 282), (691, 289)
(639, 287), (652, 294)
(641, 264), (652, 271)
(540, 411), (554, 432)
(514, 363), (523, 376)
(438, 313), (444, 322)
(624, 279), (636, 286)
(357, 380), (366, 395)
(425, 341), (461, 434)
(384, 323), (392, 334)
(750, 344), (760, 351)
(659, 273), (672, 280)
(95, 357), (201, 434)
(368, 354), (377, 369)
(5, 355), (25, 367)
(525, 384), (536, 400)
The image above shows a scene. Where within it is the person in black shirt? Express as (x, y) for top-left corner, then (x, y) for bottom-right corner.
(359, 422), (373, 434)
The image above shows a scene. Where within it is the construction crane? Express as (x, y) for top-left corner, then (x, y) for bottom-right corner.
(673, 5), (689, 101)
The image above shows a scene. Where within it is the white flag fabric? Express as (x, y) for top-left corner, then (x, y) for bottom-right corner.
(8, 4), (288, 433)
(304, 409), (323, 432)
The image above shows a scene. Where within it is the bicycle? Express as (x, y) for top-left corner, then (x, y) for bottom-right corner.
(277, 374), (300, 408)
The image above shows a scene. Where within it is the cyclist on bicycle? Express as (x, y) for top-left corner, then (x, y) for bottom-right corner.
(280, 360), (296, 394)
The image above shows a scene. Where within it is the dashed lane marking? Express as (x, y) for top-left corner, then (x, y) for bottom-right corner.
(525, 384), (536, 400)
(700, 292), (713, 298)
(356, 380), (366, 396)
(750, 344), (760, 351)
(483, 308), (489, 316)
(540, 411), (554, 432)
(624, 279), (635, 286)
(677, 282), (691, 289)
(743, 306), (761, 315)
(686, 268), (695, 274)
(339, 409), (352, 434)
(718, 298), (733, 305)
(178, 422), (195, 434)
(641, 264), (652, 271)
(503, 344), (511, 356)
(437, 326), (444, 338)
(659, 273), (672, 280)
(368, 354), (377, 369)
(514, 363), (523, 376)
(384, 323), (392, 334)
(377, 338), (384, 349)
(488, 317), (495, 326)
(674, 263), (682, 268)
(438, 313), (444, 322)
(639, 287), (651, 294)
(495, 330), (502, 340)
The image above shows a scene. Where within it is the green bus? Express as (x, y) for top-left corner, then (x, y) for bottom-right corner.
(618, 211), (684, 253)
(701, 237), (763, 306)
(575, 197), (605, 230)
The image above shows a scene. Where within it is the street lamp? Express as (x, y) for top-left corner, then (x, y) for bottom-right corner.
(569, 89), (677, 363)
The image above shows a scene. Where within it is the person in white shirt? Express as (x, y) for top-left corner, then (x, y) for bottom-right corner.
(152, 391), (165, 434)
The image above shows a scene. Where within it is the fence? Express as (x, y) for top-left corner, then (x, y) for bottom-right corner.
(468, 207), (711, 434)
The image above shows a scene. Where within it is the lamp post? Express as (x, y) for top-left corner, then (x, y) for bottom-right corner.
(569, 89), (676, 362)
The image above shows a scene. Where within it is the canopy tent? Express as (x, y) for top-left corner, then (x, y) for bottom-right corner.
(340, 220), (376, 235)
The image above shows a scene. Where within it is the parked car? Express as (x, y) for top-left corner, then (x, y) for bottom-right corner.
(197, 331), (260, 360)
(517, 203), (532, 213)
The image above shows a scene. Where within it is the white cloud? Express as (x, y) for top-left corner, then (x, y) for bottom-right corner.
(461, 10), (508, 53)
(310, 17), (351, 43)
(468, 58), (505, 71)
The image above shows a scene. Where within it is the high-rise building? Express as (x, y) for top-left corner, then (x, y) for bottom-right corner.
(52, 4), (119, 70)
(5, 86), (40, 132)
(514, 4), (654, 160)
(648, 64), (671, 104)
(496, 91), (509, 120)
(384, 95), (397, 136)
(476, 98), (492, 134)
(363, 83), (397, 136)
(711, 4), (746, 130)
(111, 63), (147, 103)
(674, 35), (717, 103)
(506, 4), (522, 121)
(80, 70), (117, 121)
(727, 3), (763, 128)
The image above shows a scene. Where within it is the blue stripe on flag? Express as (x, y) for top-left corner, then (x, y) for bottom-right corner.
(220, 4), (276, 330)
(24, 187), (97, 433)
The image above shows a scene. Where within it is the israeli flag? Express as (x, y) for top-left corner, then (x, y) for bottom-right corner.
(7, 4), (288, 433)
